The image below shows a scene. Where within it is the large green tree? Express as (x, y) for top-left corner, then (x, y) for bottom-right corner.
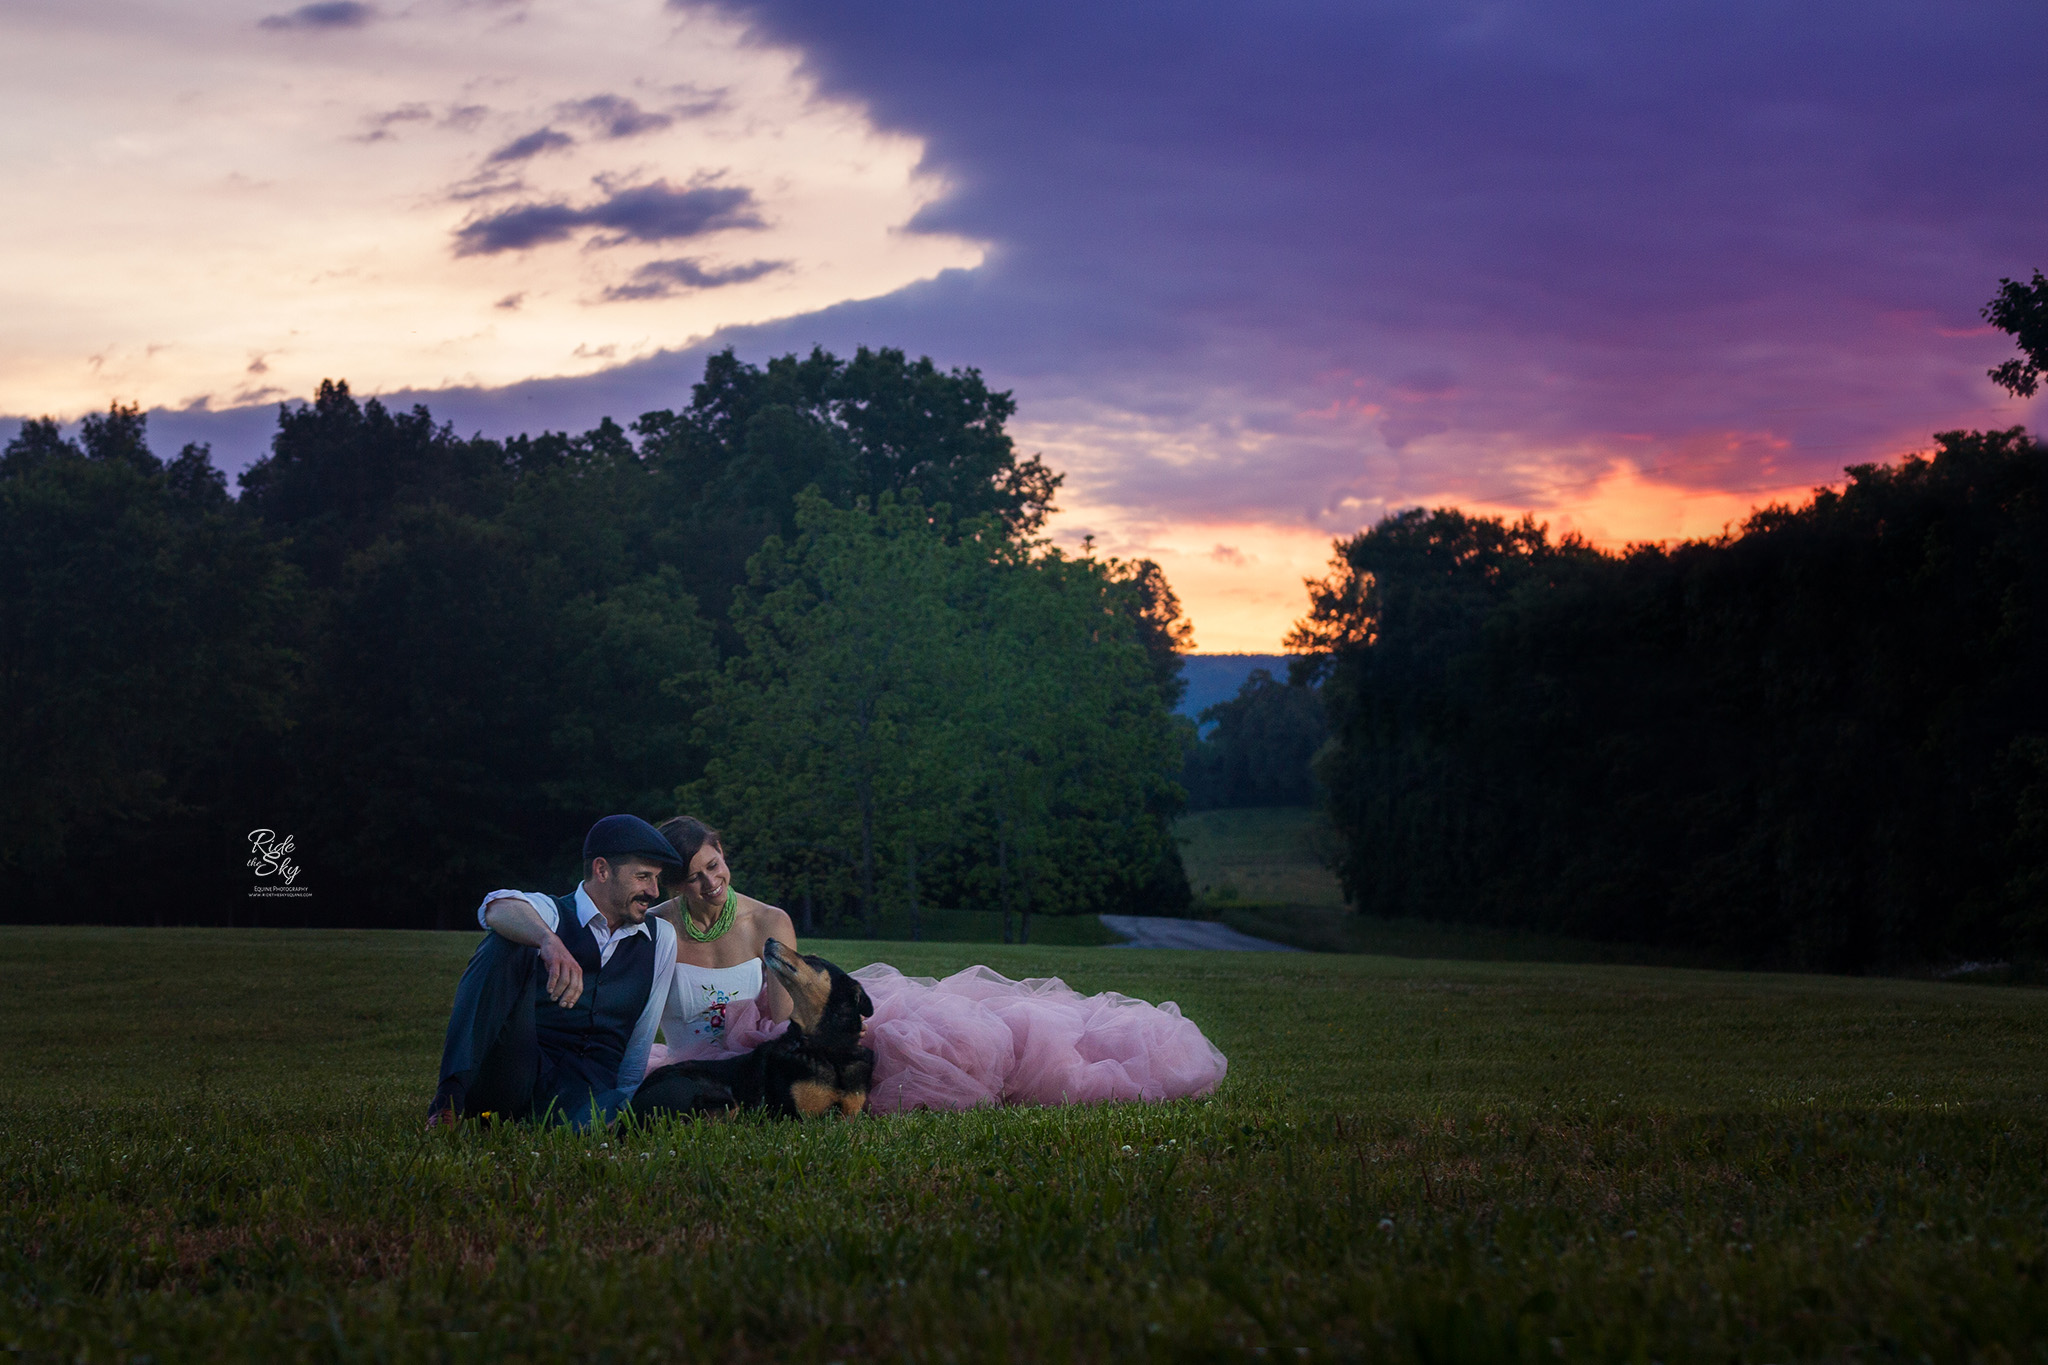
(687, 493), (970, 936)
(632, 346), (1064, 657)
(964, 548), (1193, 939)
(1984, 268), (2048, 399)
(635, 346), (1062, 539)
(688, 493), (1191, 939)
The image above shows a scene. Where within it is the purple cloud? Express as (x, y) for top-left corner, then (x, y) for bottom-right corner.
(486, 128), (575, 165)
(583, 181), (763, 246)
(258, 1), (374, 30)
(451, 180), (763, 256)
(453, 201), (587, 254)
(351, 103), (431, 143)
(558, 95), (674, 139)
(105, 0), (2048, 534)
(655, 0), (2047, 526)
(602, 256), (788, 300)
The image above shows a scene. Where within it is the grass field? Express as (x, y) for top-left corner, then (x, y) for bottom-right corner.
(1178, 806), (1349, 910)
(1179, 809), (1728, 966)
(4, 926), (2046, 1362)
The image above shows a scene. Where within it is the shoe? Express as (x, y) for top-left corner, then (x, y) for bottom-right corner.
(426, 1083), (466, 1129)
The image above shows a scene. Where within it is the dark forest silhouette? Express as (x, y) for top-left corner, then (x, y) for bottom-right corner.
(1180, 668), (1325, 811)
(0, 348), (1190, 935)
(1279, 275), (2048, 969)
(1293, 427), (2048, 969)
(5, 281), (2044, 962)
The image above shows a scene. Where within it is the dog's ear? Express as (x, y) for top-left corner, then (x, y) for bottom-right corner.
(856, 984), (874, 1019)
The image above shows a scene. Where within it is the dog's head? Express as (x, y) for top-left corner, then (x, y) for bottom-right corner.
(763, 939), (873, 1046)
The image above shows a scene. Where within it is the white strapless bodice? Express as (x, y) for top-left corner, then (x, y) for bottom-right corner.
(656, 957), (764, 1062)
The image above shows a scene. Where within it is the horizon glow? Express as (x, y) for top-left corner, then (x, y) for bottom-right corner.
(6, 0), (2044, 654)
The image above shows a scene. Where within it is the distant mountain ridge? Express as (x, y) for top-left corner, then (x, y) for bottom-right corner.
(1176, 653), (1292, 721)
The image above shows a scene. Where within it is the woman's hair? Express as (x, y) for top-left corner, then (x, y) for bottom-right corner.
(657, 815), (723, 876)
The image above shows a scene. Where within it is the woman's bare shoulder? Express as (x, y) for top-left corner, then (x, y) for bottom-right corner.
(737, 894), (797, 944)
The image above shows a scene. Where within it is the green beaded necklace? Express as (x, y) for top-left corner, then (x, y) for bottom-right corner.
(684, 886), (738, 942)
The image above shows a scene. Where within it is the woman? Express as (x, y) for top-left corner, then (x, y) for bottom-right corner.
(644, 816), (798, 1070)
(642, 816), (1227, 1111)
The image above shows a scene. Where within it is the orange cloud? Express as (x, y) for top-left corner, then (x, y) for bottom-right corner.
(1464, 462), (1829, 548)
(1050, 459), (1843, 654)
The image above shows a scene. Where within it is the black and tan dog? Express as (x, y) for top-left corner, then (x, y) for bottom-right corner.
(630, 939), (875, 1121)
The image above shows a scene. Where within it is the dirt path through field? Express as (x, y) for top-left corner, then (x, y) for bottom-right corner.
(1098, 915), (1303, 951)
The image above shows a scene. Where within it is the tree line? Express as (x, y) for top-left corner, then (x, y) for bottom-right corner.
(0, 348), (1192, 934)
(1178, 668), (1324, 811)
(1294, 427), (2048, 969)
(1291, 274), (2048, 969)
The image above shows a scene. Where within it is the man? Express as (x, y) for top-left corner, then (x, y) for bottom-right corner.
(428, 814), (682, 1128)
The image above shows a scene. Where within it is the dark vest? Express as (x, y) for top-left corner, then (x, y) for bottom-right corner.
(531, 893), (657, 1094)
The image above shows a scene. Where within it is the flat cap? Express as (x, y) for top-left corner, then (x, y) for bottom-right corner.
(582, 814), (684, 869)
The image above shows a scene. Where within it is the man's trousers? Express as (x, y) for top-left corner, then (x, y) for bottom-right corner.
(430, 934), (621, 1128)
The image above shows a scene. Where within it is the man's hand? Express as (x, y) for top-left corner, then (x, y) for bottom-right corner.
(483, 895), (584, 1006)
(538, 933), (584, 1007)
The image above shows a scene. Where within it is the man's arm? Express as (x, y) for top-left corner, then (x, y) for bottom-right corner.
(483, 896), (584, 1007)
(618, 919), (677, 1095)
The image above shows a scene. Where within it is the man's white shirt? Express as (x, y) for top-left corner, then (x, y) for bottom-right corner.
(475, 885), (677, 1095)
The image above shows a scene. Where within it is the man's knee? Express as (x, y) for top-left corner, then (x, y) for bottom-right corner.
(443, 934), (541, 1056)
(459, 932), (543, 994)
(468, 931), (540, 970)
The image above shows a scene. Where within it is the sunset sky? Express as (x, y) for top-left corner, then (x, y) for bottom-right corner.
(5, 0), (2044, 649)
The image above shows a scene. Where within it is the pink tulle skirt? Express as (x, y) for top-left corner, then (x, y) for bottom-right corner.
(645, 963), (1228, 1113)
